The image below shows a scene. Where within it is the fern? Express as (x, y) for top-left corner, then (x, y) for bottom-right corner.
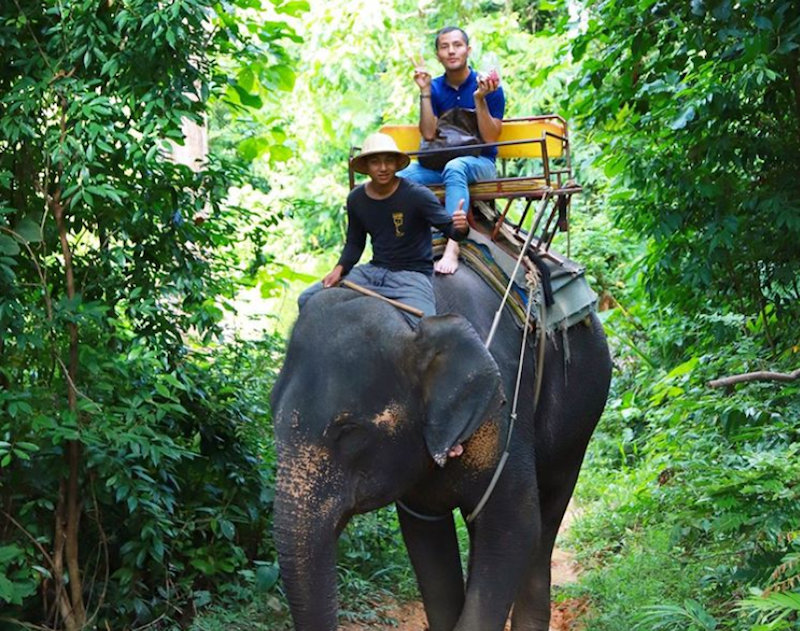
(737, 590), (800, 630)
(767, 552), (800, 596)
(633, 599), (718, 631)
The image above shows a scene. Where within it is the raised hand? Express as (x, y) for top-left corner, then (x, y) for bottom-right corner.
(410, 55), (432, 92)
(452, 199), (469, 233)
(475, 68), (501, 98)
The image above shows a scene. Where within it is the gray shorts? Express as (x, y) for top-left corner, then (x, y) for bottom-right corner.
(298, 264), (435, 326)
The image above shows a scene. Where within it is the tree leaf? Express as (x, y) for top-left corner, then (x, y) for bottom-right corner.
(276, 0), (309, 16)
(219, 519), (235, 540)
(255, 564), (279, 592)
(670, 105), (696, 130)
(13, 217), (43, 244)
(0, 234), (20, 255)
(754, 16), (772, 30)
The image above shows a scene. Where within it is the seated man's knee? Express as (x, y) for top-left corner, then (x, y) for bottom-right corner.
(400, 163), (444, 185)
(443, 158), (469, 174)
(442, 161), (469, 183)
(298, 283), (322, 310)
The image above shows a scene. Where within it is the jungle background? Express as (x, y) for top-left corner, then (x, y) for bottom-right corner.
(1, 0), (799, 629)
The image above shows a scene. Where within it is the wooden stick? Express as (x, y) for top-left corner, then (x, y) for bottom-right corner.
(340, 280), (425, 318)
(708, 368), (800, 388)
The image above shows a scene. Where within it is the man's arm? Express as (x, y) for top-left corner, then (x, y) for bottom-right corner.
(443, 200), (469, 242)
(418, 188), (469, 242)
(412, 56), (438, 140)
(474, 76), (504, 143)
(325, 200), (366, 286)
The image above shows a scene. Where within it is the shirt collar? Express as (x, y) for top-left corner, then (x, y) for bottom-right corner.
(439, 67), (477, 92)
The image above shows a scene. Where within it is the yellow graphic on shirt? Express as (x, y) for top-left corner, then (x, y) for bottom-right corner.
(392, 212), (405, 237)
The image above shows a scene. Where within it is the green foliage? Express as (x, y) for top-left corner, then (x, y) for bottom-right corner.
(551, 0), (800, 348)
(739, 587), (800, 631)
(258, 1), (574, 255)
(562, 528), (707, 631)
(338, 508), (418, 609)
(571, 256), (800, 630)
(635, 599), (718, 631)
(1, 333), (285, 626)
(0, 544), (38, 607)
(0, 0), (299, 627)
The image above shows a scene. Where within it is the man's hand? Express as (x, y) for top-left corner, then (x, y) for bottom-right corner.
(322, 265), (344, 288)
(475, 69), (501, 99)
(452, 199), (469, 234)
(410, 55), (431, 92)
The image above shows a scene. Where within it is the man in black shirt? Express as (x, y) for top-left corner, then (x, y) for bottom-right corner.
(299, 132), (468, 325)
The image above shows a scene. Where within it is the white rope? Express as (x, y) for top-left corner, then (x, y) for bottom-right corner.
(485, 190), (551, 351)
(466, 271), (540, 523)
(396, 499), (448, 522)
(398, 221), (549, 524)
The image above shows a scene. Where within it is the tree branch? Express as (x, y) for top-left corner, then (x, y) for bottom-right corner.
(788, 50), (800, 141)
(0, 509), (55, 568)
(0, 225), (53, 322)
(0, 616), (54, 631)
(708, 369), (800, 388)
(12, 0), (53, 72)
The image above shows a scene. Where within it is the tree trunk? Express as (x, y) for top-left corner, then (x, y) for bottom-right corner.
(50, 93), (86, 629)
(53, 481), (77, 631)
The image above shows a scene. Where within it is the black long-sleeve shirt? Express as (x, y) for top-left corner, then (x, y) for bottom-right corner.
(337, 179), (467, 276)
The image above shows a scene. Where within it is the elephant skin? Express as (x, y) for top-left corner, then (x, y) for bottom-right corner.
(271, 264), (612, 631)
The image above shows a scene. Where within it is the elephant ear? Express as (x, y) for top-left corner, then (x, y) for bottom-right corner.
(416, 315), (506, 467)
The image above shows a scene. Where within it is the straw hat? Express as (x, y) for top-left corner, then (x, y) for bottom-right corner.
(351, 133), (411, 175)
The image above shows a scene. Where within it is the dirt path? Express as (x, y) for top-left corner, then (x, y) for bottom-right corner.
(340, 504), (586, 631)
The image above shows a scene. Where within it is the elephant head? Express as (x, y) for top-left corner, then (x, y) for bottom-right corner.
(270, 289), (505, 631)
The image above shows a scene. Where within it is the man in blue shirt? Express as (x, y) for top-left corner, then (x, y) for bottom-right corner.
(399, 26), (505, 274)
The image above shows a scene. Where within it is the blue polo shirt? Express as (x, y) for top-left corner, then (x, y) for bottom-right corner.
(430, 68), (506, 160)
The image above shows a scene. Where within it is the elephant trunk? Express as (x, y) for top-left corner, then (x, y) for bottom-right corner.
(273, 451), (348, 631)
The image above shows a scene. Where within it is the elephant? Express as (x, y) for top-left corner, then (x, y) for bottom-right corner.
(271, 261), (612, 631)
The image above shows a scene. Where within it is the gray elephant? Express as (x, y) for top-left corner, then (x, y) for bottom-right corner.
(271, 263), (612, 631)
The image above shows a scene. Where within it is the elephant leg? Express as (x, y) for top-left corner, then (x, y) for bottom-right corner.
(510, 472), (580, 631)
(456, 489), (539, 631)
(509, 523), (558, 631)
(397, 504), (464, 631)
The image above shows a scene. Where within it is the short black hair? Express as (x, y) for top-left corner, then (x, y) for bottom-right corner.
(434, 26), (469, 49)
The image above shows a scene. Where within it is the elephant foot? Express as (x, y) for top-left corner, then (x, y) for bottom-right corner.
(510, 610), (552, 631)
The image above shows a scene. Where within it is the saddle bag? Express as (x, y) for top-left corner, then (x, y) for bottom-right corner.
(418, 107), (483, 171)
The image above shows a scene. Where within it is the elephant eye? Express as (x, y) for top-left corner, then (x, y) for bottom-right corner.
(324, 413), (353, 436)
(326, 417), (371, 462)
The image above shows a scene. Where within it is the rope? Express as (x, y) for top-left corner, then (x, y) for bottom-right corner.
(396, 499), (449, 522)
(397, 268), (546, 525)
(485, 190), (551, 351)
(466, 272), (539, 523)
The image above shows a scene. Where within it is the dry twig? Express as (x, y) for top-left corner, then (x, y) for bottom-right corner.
(708, 369), (800, 388)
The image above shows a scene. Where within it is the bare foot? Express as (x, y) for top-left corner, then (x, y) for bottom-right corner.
(434, 240), (460, 274)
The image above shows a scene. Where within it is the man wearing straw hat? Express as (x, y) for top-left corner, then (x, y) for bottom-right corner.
(298, 132), (468, 326)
